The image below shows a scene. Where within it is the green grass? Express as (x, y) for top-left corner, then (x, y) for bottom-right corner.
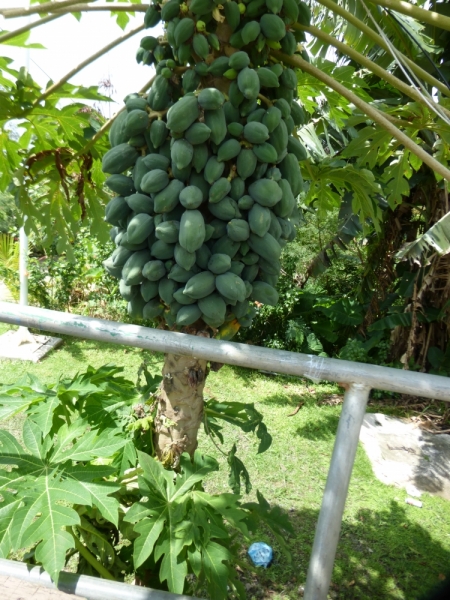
(0, 322), (449, 599)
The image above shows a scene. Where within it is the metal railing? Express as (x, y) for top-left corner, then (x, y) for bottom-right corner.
(1, 301), (450, 600)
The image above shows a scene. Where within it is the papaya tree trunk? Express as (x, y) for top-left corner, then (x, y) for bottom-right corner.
(154, 352), (208, 465)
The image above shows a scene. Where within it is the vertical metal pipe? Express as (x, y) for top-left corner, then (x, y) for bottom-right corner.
(20, 34), (30, 310)
(304, 383), (371, 600)
(19, 223), (28, 307)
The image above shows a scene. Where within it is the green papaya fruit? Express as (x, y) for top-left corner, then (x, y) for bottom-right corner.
(198, 89), (226, 112)
(185, 123), (211, 145)
(237, 67), (261, 100)
(176, 304), (202, 326)
(142, 260), (166, 281)
(102, 144), (139, 174)
(182, 69), (201, 93)
(167, 95), (200, 133)
(179, 209), (206, 253)
(184, 271), (216, 299)
(179, 185), (203, 209)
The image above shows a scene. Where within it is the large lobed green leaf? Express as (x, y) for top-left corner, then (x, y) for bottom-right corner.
(124, 451), (250, 599)
(0, 418), (124, 581)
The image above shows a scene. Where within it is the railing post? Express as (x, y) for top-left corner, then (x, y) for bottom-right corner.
(304, 383), (371, 600)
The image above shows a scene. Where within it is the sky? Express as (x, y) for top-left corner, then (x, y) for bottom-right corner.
(1, 2), (163, 116)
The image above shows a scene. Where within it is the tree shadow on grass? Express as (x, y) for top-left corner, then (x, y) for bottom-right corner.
(294, 413), (340, 441)
(45, 331), (164, 366)
(242, 500), (450, 599)
(256, 389), (319, 409)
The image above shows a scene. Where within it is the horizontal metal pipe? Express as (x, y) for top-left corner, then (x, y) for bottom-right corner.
(0, 558), (196, 600)
(1, 302), (450, 402)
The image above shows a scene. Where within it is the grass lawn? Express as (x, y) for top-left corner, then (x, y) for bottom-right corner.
(0, 321), (449, 599)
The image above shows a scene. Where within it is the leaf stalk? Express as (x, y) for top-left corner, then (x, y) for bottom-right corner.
(0, 14), (61, 44)
(367, 0), (450, 33)
(35, 24), (144, 104)
(77, 75), (155, 156)
(68, 526), (116, 580)
(314, 0), (450, 98)
(273, 50), (450, 183)
(295, 23), (450, 122)
(0, 0), (95, 18)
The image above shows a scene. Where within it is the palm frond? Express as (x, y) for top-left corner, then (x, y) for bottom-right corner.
(0, 233), (19, 271)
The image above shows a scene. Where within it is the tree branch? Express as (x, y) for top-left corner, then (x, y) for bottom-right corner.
(296, 23), (450, 121)
(367, 0), (450, 33)
(50, 3), (147, 13)
(78, 75), (155, 155)
(0, 13), (61, 44)
(1, 0), (97, 18)
(35, 24), (144, 103)
(272, 50), (450, 183)
(1, 2), (146, 18)
(315, 0), (450, 99)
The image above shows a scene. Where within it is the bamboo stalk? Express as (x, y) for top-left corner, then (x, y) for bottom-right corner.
(296, 23), (450, 121)
(0, 0), (95, 18)
(78, 75), (155, 155)
(368, 0), (450, 33)
(35, 24), (144, 103)
(0, 13), (61, 44)
(273, 50), (450, 183)
(315, 0), (450, 98)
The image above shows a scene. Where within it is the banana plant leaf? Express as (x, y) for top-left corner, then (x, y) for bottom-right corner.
(396, 211), (450, 262)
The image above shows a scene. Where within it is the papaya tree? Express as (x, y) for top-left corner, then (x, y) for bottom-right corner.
(2, 0), (450, 594)
(3, 0), (450, 456)
(98, 0), (311, 464)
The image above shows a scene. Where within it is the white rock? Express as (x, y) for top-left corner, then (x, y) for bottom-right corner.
(359, 413), (450, 500)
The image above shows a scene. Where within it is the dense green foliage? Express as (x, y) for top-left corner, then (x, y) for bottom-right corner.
(0, 363), (289, 597)
(1, 337), (450, 600)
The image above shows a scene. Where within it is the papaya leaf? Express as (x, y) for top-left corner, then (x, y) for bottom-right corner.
(0, 491), (21, 558)
(125, 451), (248, 595)
(132, 509), (168, 569)
(0, 30), (45, 49)
(304, 161), (382, 228)
(0, 381), (50, 422)
(113, 10), (131, 30)
(202, 541), (231, 600)
(316, 299), (364, 326)
(243, 491), (293, 560)
(227, 444), (252, 495)
(0, 420), (123, 582)
(192, 491), (249, 537)
(173, 453), (219, 500)
(256, 422), (272, 454)
(28, 396), (61, 437)
(342, 126), (393, 169)
(204, 399), (268, 438)
(158, 532), (188, 594)
(382, 154), (412, 209)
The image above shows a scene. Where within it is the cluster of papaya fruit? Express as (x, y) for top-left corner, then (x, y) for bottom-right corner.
(102, 0), (309, 332)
